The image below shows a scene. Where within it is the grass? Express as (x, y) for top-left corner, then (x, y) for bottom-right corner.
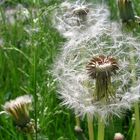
(0, 0), (140, 140)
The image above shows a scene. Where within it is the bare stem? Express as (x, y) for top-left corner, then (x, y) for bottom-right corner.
(129, 47), (140, 140)
(97, 116), (105, 140)
(75, 116), (81, 128)
(134, 103), (140, 140)
(87, 114), (94, 140)
(27, 134), (32, 140)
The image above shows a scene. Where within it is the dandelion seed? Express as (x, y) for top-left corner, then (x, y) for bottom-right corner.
(3, 95), (35, 133)
(135, 15), (140, 24)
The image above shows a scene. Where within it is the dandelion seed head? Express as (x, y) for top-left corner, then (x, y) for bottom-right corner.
(4, 4), (30, 25)
(86, 55), (119, 79)
(3, 95), (35, 133)
(72, 5), (89, 16)
(114, 132), (124, 140)
(16, 4), (30, 22)
(4, 95), (32, 112)
(53, 3), (140, 121)
(54, 1), (110, 39)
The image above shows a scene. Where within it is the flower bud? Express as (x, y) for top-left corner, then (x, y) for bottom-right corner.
(114, 133), (124, 140)
(118, 0), (135, 22)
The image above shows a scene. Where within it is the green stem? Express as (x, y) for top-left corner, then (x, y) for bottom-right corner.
(97, 116), (105, 140)
(129, 46), (140, 140)
(132, 128), (136, 140)
(30, 10), (38, 140)
(75, 116), (87, 140)
(134, 103), (140, 140)
(129, 42), (140, 140)
(27, 134), (32, 140)
(75, 116), (81, 128)
(87, 114), (94, 140)
(30, 38), (37, 139)
(33, 46), (37, 140)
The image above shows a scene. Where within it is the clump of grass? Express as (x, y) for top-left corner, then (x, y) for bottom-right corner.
(0, 1), (77, 140)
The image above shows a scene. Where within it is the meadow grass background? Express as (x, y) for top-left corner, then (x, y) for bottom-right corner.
(0, 0), (139, 140)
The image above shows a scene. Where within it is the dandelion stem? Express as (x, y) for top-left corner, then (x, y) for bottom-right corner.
(27, 134), (32, 140)
(87, 114), (94, 140)
(128, 46), (140, 140)
(75, 116), (87, 140)
(97, 116), (105, 140)
(132, 128), (136, 140)
(134, 103), (140, 140)
(75, 116), (81, 127)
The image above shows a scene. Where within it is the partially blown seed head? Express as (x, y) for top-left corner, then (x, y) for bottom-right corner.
(3, 95), (35, 133)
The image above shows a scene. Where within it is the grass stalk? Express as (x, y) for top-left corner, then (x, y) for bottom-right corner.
(87, 114), (94, 140)
(32, 46), (37, 140)
(30, 8), (38, 139)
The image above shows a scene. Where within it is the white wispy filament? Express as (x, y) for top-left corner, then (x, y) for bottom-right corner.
(53, 1), (140, 121)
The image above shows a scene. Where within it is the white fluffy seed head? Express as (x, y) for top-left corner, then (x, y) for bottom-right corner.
(3, 95), (33, 125)
(53, 1), (110, 39)
(53, 2), (140, 122)
(114, 133), (124, 140)
(3, 95), (33, 111)
(2, 95), (35, 133)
